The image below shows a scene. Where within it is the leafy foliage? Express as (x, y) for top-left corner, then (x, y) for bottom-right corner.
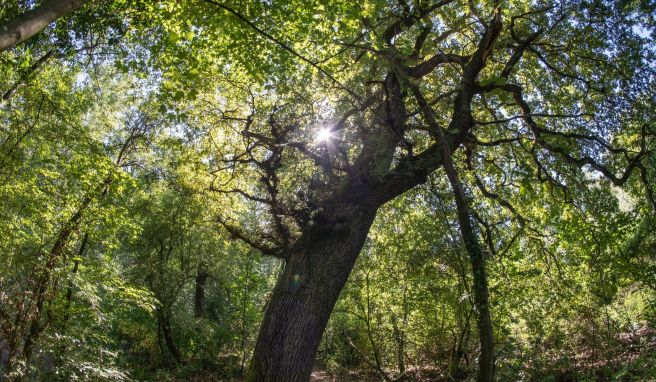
(1, 0), (655, 381)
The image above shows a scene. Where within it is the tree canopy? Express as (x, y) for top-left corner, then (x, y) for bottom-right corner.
(1, 0), (655, 381)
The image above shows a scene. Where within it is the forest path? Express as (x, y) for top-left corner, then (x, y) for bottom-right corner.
(310, 370), (375, 381)
(310, 371), (334, 381)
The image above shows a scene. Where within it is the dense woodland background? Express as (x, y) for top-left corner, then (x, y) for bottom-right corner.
(1, 0), (655, 381)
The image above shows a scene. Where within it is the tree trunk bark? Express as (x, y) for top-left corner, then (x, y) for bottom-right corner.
(157, 309), (182, 365)
(193, 266), (208, 318)
(246, 209), (376, 382)
(0, 0), (88, 52)
(392, 314), (405, 376)
(240, 255), (253, 375)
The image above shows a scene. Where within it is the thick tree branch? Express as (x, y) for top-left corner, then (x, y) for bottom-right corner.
(379, 2), (502, 204)
(381, 0), (456, 43)
(216, 217), (286, 260)
(405, 53), (469, 78)
(501, 30), (541, 78)
(0, 0), (87, 52)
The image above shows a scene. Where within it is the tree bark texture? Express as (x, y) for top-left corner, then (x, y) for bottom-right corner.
(0, 0), (87, 52)
(246, 209), (377, 382)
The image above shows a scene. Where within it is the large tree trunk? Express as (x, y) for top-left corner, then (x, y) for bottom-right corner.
(0, 0), (87, 52)
(244, 72), (414, 382)
(246, 209), (376, 382)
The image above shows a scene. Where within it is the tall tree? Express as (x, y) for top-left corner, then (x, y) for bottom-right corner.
(166, 1), (653, 380)
(0, 0), (654, 380)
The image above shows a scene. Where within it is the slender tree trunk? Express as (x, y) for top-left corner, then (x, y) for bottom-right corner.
(62, 232), (88, 326)
(0, 0), (87, 52)
(450, 306), (473, 381)
(5, 131), (131, 375)
(240, 255), (253, 375)
(245, 209), (377, 382)
(21, 195), (92, 362)
(157, 309), (182, 365)
(467, 245), (494, 382)
(394, 287), (408, 376)
(392, 314), (405, 376)
(193, 265), (208, 318)
(363, 272), (389, 382)
(410, 85), (494, 382)
(156, 318), (167, 364)
(1, 50), (53, 105)
(14, 175), (111, 370)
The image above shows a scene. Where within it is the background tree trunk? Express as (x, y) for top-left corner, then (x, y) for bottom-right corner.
(193, 266), (208, 318)
(392, 314), (405, 376)
(157, 309), (182, 365)
(240, 255), (254, 375)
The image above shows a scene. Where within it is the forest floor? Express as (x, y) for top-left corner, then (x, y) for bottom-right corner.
(310, 370), (376, 381)
(171, 370), (377, 382)
(171, 326), (656, 382)
(310, 371), (340, 381)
